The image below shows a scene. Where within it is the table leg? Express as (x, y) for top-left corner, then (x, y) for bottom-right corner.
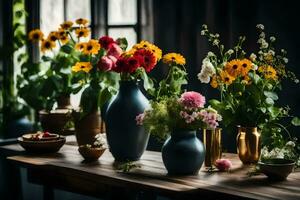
(43, 185), (54, 200)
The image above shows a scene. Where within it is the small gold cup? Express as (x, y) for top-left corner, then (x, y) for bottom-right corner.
(236, 126), (261, 164)
(203, 128), (222, 167)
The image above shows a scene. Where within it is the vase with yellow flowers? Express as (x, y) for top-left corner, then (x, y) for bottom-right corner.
(20, 19), (94, 134)
(198, 24), (300, 164)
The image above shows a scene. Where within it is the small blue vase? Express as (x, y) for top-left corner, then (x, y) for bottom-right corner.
(106, 80), (150, 161)
(162, 130), (205, 175)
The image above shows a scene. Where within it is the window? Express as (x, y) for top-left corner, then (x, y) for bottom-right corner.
(40, 0), (91, 35)
(106, 0), (139, 48)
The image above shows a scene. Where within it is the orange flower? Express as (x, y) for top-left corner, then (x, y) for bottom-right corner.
(83, 39), (101, 55)
(225, 59), (241, 77)
(60, 21), (73, 30)
(75, 27), (90, 38)
(239, 58), (253, 76)
(220, 70), (235, 85)
(28, 29), (43, 42)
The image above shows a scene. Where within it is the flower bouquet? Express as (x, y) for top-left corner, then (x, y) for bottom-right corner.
(137, 91), (222, 174)
(199, 24), (300, 163)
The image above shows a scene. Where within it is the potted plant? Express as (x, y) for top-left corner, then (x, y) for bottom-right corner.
(198, 24), (300, 163)
(137, 91), (222, 175)
(19, 19), (95, 134)
(70, 34), (120, 145)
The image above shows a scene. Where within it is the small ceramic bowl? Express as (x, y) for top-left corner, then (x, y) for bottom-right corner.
(18, 136), (66, 153)
(78, 145), (106, 161)
(258, 158), (295, 181)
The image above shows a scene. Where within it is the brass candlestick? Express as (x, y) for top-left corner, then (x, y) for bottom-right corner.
(203, 128), (222, 167)
(236, 126), (261, 164)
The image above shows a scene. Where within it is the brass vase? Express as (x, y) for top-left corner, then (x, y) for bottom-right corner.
(203, 128), (222, 167)
(236, 126), (261, 164)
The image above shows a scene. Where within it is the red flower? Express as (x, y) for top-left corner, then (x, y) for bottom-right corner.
(133, 49), (157, 72)
(114, 56), (140, 74)
(99, 36), (115, 50)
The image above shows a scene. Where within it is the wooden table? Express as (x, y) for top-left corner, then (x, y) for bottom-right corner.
(1, 138), (300, 200)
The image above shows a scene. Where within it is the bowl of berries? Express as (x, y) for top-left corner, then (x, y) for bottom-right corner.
(18, 131), (65, 153)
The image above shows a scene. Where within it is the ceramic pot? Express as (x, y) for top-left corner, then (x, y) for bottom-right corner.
(39, 109), (71, 134)
(56, 95), (72, 109)
(74, 110), (101, 146)
(106, 80), (150, 161)
(162, 130), (205, 175)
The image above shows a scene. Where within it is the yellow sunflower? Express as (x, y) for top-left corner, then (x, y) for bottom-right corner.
(75, 42), (86, 51)
(259, 66), (278, 80)
(28, 29), (44, 42)
(224, 59), (241, 77)
(162, 53), (186, 65)
(47, 31), (58, 42)
(241, 75), (251, 85)
(41, 39), (56, 53)
(149, 44), (162, 61)
(210, 75), (219, 88)
(60, 35), (69, 45)
(239, 58), (253, 76)
(60, 21), (73, 30)
(122, 48), (136, 57)
(133, 40), (152, 49)
(57, 28), (67, 39)
(220, 70), (235, 85)
(72, 62), (92, 73)
(75, 18), (89, 26)
(83, 39), (101, 55)
(75, 27), (90, 38)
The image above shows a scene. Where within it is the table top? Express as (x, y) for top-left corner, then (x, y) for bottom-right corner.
(1, 139), (300, 200)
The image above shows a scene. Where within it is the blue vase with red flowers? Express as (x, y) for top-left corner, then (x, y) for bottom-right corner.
(106, 80), (150, 161)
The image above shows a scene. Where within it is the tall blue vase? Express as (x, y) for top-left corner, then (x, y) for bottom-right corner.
(162, 130), (205, 175)
(106, 80), (150, 161)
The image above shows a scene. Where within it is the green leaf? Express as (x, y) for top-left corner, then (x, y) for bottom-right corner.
(291, 117), (300, 126)
(60, 45), (73, 54)
(140, 68), (154, 92)
(116, 38), (128, 51)
(249, 72), (261, 84)
(265, 97), (274, 105)
(264, 91), (278, 100)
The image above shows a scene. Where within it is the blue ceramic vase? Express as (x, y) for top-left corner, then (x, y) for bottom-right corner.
(162, 130), (205, 175)
(106, 80), (150, 161)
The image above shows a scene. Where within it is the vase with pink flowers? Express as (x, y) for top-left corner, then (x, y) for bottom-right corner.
(137, 91), (222, 175)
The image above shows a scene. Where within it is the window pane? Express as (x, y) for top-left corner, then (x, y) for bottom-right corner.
(40, 0), (64, 35)
(66, 0), (91, 22)
(108, 0), (137, 25)
(108, 28), (137, 49)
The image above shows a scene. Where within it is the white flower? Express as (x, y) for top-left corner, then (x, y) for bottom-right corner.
(201, 58), (216, 76)
(226, 49), (234, 55)
(215, 33), (220, 38)
(93, 134), (107, 148)
(201, 30), (205, 35)
(207, 51), (215, 57)
(285, 141), (296, 148)
(270, 36), (276, 42)
(261, 41), (269, 48)
(197, 72), (210, 83)
(250, 53), (257, 61)
(256, 24), (264, 30)
(283, 57), (289, 63)
(268, 50), (275, 56)
(202, 24), (208, 29)
(213, 39), (219, 46)
(269, 148), (284, 159)
(259, 32), (265, 38)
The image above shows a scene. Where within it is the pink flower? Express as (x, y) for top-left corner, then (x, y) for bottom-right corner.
(179, 91), (206, 109)
(135, 113), (145, 125)
(98, 56), (116, 71)
(107, 43), (123, 58)
(215, 159), (232, 171)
